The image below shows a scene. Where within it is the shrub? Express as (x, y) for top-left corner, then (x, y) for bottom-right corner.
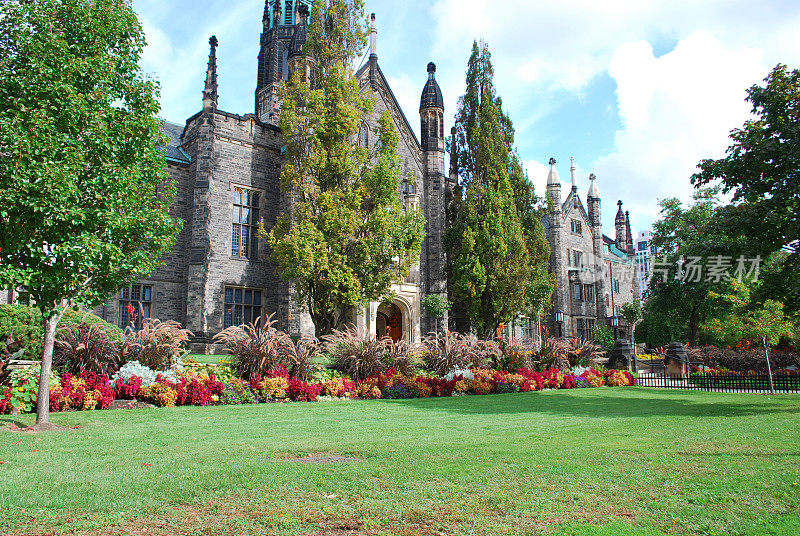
(321, 377), (358, 397)
(54, 323), (121, 376)
(462, 335), (497, 369)
(496, 338), (537, 372)
(0, 304), (43, 359)
(382, 337), (416, 376)
(535, 331), (570, 371)
(324, 326), (387, 382)
(257, 376), (289, 399)
(213, 313), (286, 380)
(121, 317), (192, 371)
(693, 345), (800, 372)
(420, 331), (470, 376)
(279, 334), (321, 381)
(287, 378), (320, 401)
(219, 379), (258, 405)
(139, 382), (178, 407)
(592, 324), (615, 355)
(113, 361), (158, 387)
(564, 337), (606, 368)
(61, 309), (122, 342)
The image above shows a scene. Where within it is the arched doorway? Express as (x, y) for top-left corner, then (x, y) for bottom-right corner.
(376, 303), (402, 342)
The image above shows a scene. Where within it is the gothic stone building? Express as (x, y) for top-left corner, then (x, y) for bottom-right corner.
(541, 157), (640, 341)
(88, 2), (448, 350)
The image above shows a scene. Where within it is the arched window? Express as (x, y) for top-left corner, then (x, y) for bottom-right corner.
(429, 114), (437, 141)
(358, 123), (368, 147)
(281, 48), (289, 80)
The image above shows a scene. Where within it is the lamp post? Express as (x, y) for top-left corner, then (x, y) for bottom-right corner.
(610, 315), (619, 340)
(555, 310), (564, 338)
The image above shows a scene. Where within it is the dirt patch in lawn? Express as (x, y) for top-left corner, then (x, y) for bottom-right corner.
(273, 451), (364, 463)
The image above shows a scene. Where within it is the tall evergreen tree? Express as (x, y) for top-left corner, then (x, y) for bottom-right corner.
(446, 41), (549, 338)
(267, 0), (425, 336)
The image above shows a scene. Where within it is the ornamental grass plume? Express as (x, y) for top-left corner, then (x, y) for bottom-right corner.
(324, 326), (388, 382)
(213, 313), (285, 380)
(121, 316), (192, 371)
(279, 333), (321, 381)
(54, 322), (120, 377)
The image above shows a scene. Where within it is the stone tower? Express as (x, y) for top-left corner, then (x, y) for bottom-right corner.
(587, 174), (607, 320)
(420, 62), (447, 334)
(256, 1), (313, 123)
(615, 200), (628, 253)
(546, 158), (566, 335)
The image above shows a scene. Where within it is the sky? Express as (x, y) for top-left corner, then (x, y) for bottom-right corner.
(132, 0), (800, 236)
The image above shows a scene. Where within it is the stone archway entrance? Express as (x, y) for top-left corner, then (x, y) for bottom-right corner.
(376, 303), (403, 342)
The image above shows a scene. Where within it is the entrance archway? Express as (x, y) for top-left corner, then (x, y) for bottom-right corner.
(376, 303), (402, 342)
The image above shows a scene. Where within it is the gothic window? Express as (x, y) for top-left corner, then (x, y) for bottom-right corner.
(572, 282), (582, 301)
(281, 48), (289, 80)
(573, 250), (583, 268)
(614, 280), (620, 293)
(571, 219), (582, 235)
(576, 318), (585, 340)
(232, 187), (260, 260)
(584, 284), (594, 302)
(402, 177), (416, 197)
(358, 123), (368, 147)
(428, 114), (437, 141)
(119, 284), (152, 328)
(224, 287), (262, 328)
(284, 1), (293, 25)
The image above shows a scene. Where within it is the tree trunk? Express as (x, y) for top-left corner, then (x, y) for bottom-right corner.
(763, 336), (776, 395)
(36, 311), (60, 425)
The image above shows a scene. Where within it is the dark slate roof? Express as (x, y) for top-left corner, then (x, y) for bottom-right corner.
(162, 120), (190, 164)
(419, 62), (444, 112)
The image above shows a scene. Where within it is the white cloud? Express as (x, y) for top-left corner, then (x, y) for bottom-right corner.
(593, 32), (764, 230)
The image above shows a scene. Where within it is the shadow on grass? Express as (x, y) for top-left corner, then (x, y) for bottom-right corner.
(388, 388), (800, 419)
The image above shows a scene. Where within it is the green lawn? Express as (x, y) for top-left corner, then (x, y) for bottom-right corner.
(184, 353), (230, 364)
(1, 388), (799, 535)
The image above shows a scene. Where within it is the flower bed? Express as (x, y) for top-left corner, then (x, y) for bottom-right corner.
(0, 362), (637, 414)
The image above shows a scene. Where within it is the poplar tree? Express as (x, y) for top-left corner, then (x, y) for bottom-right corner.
(267, 0), (425, 336)
(446, 41), (545, 338)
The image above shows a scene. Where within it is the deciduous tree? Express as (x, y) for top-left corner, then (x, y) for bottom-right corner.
(267, 0), (425, 336)
(0, 0), (181, 427)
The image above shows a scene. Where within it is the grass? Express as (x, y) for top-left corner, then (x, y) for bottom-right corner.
(1, 388), (799, 535)
(184, 353), (229, 364)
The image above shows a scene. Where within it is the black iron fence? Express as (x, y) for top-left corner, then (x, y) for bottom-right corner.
(635, 368), (800, 393)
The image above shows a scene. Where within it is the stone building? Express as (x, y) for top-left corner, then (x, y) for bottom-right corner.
(90, 2), (448, 349)
(542, 157), (640, 340)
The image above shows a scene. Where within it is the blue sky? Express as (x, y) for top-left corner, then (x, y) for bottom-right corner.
(133, 0), (800, 236)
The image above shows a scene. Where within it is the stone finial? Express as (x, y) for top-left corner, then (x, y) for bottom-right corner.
(202, 35), (218, 111)
(549, 157), (556, 166)
(570, 156), (577, 189)
(427, 62), (436, 75)
(588, 173), (599, 198)
(369, 12), (377, 57)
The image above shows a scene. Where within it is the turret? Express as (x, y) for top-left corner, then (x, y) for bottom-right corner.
(202, 36), (218, 112)
(288, 3), (310, 81)
(419, 62), (447, 334)
(587, 174), (607, 319)
(546, 157), (562, 213)
(615, 200), (628, 252)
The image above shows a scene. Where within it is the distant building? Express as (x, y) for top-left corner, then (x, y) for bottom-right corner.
(542, 158), (640, 341)
(635, 230), (657, 298)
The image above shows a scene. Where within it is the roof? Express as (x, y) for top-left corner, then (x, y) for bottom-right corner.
(419, 62), (444, 112)
(162, 120), (190, 164)
(603, 234), (632, 262)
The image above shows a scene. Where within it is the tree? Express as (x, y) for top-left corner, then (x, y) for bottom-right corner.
(621, 299), (643, 348)
(692, 64), (800, 313)
(267, 0), (425, 337)
(446, 41), (543, 338)
(421, 294), (450, 334)
(0, 0), (181, 427)
(646, 189), (732, 346)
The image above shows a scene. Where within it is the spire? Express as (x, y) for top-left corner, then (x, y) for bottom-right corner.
(262, 0), (270, 26)
(419, 62), (444, 112)
(369, 13), (378, 89)
(202, 35), (218, 112)
(625, 211), (634, 255)
(588, 173), (599, 198)
(546, 157), (560, 186)
(615, 200), (625, 223)
(570, 156), (577, 190)
(370, 13), (377, 58)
